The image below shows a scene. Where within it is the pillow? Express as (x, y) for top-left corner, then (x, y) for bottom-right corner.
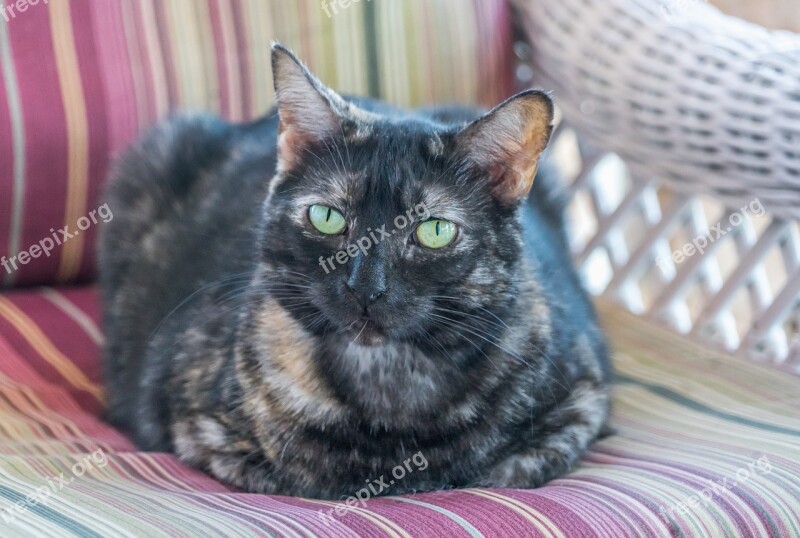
(0, 0), (515, 287)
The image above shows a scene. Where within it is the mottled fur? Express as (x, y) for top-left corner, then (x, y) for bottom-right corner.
(99, 45), (611, 498)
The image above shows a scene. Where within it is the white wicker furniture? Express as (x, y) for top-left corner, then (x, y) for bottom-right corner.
(513, 0), (800, 370)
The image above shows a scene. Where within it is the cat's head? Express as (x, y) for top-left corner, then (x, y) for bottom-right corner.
(259, 44), (553, 348)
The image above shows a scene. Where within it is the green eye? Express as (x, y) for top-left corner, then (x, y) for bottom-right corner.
(416, 219), (457, 248)
(308, 204), (346, 235)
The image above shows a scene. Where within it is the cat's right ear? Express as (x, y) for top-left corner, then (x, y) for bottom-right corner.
(271, 43), (342, 169)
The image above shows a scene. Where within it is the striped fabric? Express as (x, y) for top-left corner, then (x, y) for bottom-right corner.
(0, 0), (514, 288)
(0, 288), (797, 537)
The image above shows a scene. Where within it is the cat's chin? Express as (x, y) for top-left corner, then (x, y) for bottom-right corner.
(344, 319), (388, 347)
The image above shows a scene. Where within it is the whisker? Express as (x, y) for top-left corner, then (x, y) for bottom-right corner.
(427, 311), (570, 394)
(352, 320), (369, 343)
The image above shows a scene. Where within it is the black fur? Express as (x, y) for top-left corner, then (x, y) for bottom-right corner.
(99, 46), (611, 499)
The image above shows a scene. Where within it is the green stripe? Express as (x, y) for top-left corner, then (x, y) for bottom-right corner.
(361, 0), (380, 98)
(0, 485), (103, 538)
(0, 20), (26, 288)
(616, 373), (800, 437)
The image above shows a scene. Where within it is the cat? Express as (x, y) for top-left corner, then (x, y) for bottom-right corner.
(98, 43), (611, 499)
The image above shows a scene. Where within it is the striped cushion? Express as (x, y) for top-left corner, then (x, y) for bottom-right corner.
(0, 288), (797, 537)
(0, 0), (514, 288)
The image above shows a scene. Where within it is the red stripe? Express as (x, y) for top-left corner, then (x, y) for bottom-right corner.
(56, 286), (102, 325)
(482, 0), (514, 106)
(8, 11), (69, 286)
(208, 0), (231, 120)
(89, 1), (140, 160)
(0, 43), (14, 265)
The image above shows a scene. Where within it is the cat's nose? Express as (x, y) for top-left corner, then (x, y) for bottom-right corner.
(345, 281), (386, 309)
(345, 252), (387, 311)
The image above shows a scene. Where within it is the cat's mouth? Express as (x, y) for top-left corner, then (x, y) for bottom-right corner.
(346, 318), (387, 346)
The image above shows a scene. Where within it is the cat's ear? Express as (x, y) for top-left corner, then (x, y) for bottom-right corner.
(453, 90), (554, 206)
(271, 43), (342, 167)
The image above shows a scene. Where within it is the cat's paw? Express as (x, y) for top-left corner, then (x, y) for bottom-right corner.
(482, 449), (571, 489)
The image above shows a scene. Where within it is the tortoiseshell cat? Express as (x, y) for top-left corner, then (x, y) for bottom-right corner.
(99, 44), (611, 498)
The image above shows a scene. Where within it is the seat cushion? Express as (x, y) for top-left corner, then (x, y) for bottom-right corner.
(0, 0), (515, 287)
(0, 287), (798, 537)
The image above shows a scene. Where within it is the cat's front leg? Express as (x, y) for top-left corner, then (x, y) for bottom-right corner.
(483, 380), (610, 488)
(171, 414), (286, 494)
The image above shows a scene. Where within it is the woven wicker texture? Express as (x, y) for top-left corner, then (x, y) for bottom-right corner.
(514, 0), (800, 221)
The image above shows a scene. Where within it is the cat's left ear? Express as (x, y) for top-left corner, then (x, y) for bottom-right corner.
(453, 90), (554, 206)
(271, 43), (345, 168)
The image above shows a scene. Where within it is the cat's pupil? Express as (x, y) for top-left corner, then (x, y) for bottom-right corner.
(326, 207), (332, 222)
(435, 221), (441, 235)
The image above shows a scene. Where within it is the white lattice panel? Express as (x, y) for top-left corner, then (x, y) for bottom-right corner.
(549, 126), (800, 372)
